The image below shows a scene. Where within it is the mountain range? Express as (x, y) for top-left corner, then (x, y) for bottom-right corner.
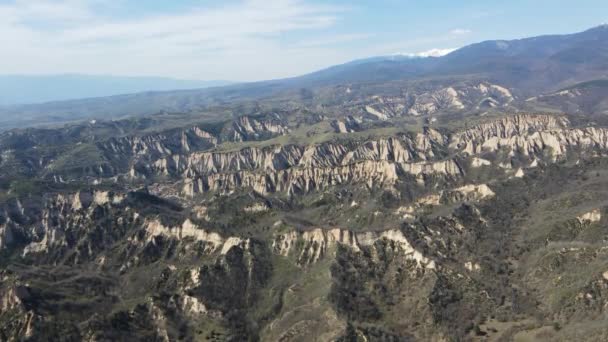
(1, 25), (607, 131)
(1, 25), (608, 342)
(0, 75), (232, 106)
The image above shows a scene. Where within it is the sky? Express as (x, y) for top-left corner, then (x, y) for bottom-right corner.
(1, 0), (607, 82)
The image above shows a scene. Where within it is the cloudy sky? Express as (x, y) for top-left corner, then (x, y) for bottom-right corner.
(1, 0), (607, 81)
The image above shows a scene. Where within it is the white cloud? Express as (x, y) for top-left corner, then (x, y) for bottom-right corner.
(0, 2), (479, 81)
(0, 0), (355, 81)
(293, 33), (373, 48)
(450, 28), (472, 35)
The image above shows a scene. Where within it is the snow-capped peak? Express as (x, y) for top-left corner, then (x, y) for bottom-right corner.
(395, 48), (457, 58)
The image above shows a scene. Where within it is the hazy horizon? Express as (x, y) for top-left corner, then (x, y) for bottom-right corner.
(1, 0), (607, 82)
(0, 74), (234, 106)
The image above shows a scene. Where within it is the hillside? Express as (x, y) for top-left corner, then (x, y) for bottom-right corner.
(1, 26), (608, 341)
(1, 26), (607, 131)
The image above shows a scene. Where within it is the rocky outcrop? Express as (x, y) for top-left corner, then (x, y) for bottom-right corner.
(408, 87), (464, 116)
(450, 114), (569, 151)
(0, 285), (30, 313)
(20, 191), (130, 256)
(97, 115), (290, 165)
(0, 221), (15, 251)
(139, 131), (446, 178)
(228, 115), (290, 142)
(526, 81), (608, 115)
(399, 159), (462, 178)
(182, 160), (398, 196)
(138, 114), (608, 197)
(331, 116), (362, 133)
(359, 82), (514, 119)
(577, 209), (602, 224)
(147, 145), (304, 178)
(143, 219), (248, 255)
(182, 159), (462, 196)
(174, 294), (208, 317)
(449, 184), (495, 201)
(99, 126), (218, 161)
(0, 285), (36, 340)
(138, 130), (459, 196)
(0, 190), (136, 260)
(450, 114), (608, 159)
(471, 157), (491, 167)
(272, 228), (436, 268)
(395, 183), (494, 216)
(474, 83), (514, 100)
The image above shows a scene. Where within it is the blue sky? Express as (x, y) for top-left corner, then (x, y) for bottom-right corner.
(0, 0), (606, 81)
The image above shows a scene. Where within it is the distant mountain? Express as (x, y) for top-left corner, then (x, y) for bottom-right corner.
(294, 25), (608, 90)
(208, 25), (608, 93)
(4, 25), (608, 342)
(525, 79), (608, 115)
(433, 25), (608, 89)
(0, 74), (233, 105)
(1, 25), (607, 130)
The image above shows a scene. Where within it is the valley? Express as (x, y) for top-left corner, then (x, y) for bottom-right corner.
(1, 25), (608, 342)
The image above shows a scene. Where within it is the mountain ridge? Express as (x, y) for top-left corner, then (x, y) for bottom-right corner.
(0, 74), (233, 106)
(0, 25), (607, 131)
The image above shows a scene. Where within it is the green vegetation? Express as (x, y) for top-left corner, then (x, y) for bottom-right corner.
(2, 30), (608, 339)
(561, 79), (608, 91)
(47, 143), (106, 172)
